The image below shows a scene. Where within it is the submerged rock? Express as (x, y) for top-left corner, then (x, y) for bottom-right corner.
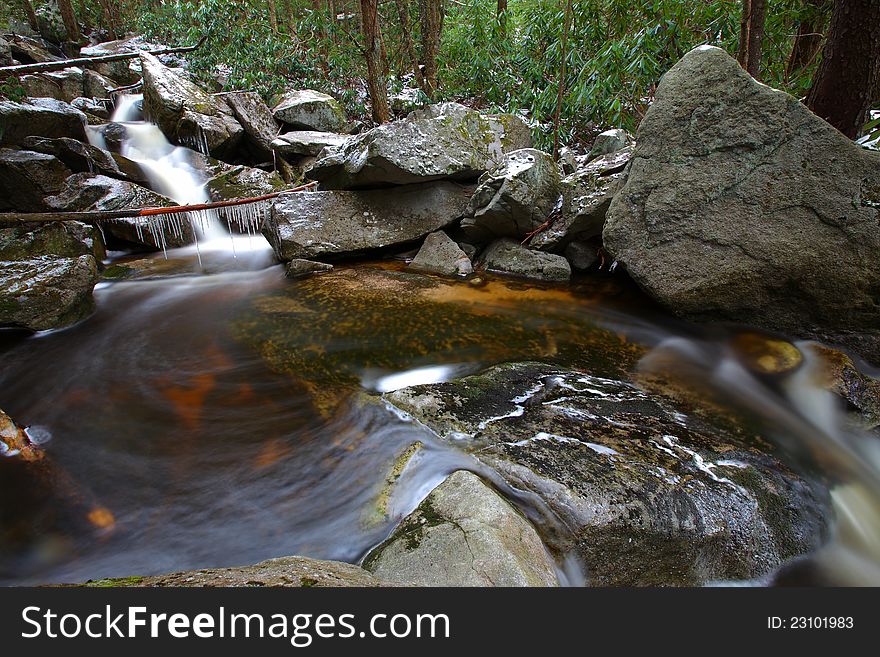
(265, 181), (472, 260)
(364, 470), (558, 586)
(478, 238), (571, 282)
(284, 259), (334, 278)
(78, 556), (396, 587)
(0, 98), (88, 146)
(382, 361), (830, 586)
(272, 89), (348, 133)
(307, 103), (531, 189)
(603, 45), (880, 362)
(409, 230), (473, 277)
(460, 148), (562, 243)
(140, 52), (243, 158)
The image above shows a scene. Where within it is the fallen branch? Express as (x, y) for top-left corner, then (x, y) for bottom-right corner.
(0, 36), (207, 79)
(0, 181), (318, 224)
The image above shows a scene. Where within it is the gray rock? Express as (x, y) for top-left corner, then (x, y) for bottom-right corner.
(80, 556), (396, 588)
(307, 102), (532, 189)
(140, 52), (243, 158)
(265, 181), (472, 260)
(0, 255), (97, 331)
(390, 88), (430, 114)
(564, 240), (599, 270)
(603, 46), (880, 360)
(7, 35), (60, 64)
(82, 69), (118, 99)
(71, 97), (110, 119)
(382, 362), (831, 586)
(364, 470), (558, 586)
(224, 91), (280, 159)
(20, 67), (84, 103)
(0, 37), (11, 67)
(285, 259), (334, 278)
(21, 136), (126, 180)
(409, 230), (473, 276)
(272, 89), (347, 132)
(0, 148), (71, 211)
(47, 174), (193, 249)
(460, 148), (562, 243)
(271, 130), (348, 157)
(587, 128), (631, 161)
(478, 238), (571, 282)
(0, 220), (101, 261)
(458, 241), (478, 260)
(0, 98), (87, 145)
(204, 163), (285, 201)
(530, 150), (630, 251)
(81, 37), (177, 85)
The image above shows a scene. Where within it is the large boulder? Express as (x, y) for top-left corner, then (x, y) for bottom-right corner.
(272, 89), (347, 133)
(603, 46), (880, 361)
(478, 238), (571, 282)
(0, 222), (100, 331)
(47, 174), (193, 249)
(382, 362), (830, 586)
(140, 52), (243, 158)
(0, 148), (71, 211)
(409, 230), (473, 277)
(21, 136), (128, 180)
(265, 181), (472, 260)
(363, 470), (558, 586)
(307, 103), (532, 189)
(20, 68), (84, 103)
(224, 91), (280, 159)
(204, 163), (285, 201)
(0, 98), (87, 145)
(460, 148), (562, 243)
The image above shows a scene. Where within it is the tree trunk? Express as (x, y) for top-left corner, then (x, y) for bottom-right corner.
(19, 0), (39, 31)
(553, 0), (573, 159)
(419, 0), (444, 97)
(394, 0), (424, 89)
(497, 0), (508, 37)
(738, 0), (767, 79)
(95, 0), (119, 40)
(56, 0), (81, 44)
(267, 0), (279, 32)
(807, 0), (880, 138)
(785, 0), (830, 80)
(360, 0), (390, 123)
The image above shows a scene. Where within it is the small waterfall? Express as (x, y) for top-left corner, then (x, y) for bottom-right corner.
(87, 94), (272, 263)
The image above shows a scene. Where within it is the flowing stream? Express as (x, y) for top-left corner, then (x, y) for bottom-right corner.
(2, 104), (880, 586)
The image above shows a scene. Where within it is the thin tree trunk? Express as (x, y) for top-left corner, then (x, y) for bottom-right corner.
(56, 0), (81, 44)
(552, 0), (573, 159)
(96, 0), (119, 40)
(737, 0), (767, 79)
(328, 0), (338, 43)
(785, 0), (830, 80)
(419, 0), (444, 97)
(497, 0), (508, 37)
(19, 0), (39, 31)
(737, 0), (751, 67)
(267, 0), (279, 32)
(360, 0), (390, 123)
(394, 0), (424, 89)
(807, 0), (880, 138)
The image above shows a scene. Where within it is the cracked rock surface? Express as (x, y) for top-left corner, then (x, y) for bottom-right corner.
(363, 470), (559, 586)
(603, 45), (880, 362)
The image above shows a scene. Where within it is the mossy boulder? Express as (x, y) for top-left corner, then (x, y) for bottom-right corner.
(272, 89), (347, 133)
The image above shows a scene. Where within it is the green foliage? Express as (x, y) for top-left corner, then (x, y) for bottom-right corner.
(0, 76), (26, 102)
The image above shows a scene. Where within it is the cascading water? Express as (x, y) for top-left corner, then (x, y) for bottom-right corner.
(86, 94), (273, 266)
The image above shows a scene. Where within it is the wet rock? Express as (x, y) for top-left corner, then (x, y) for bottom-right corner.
(204, 164), (285, 201)
(0, 409), (40, 460)
(0, 148), (71, 211)
(478, 238), (570, 282)
(265, 181), (472, 260)
(0, 220), (102, 261)
(382, 361), (831, 586)
(0, 98), (87, 145)
(20, 68), (84, 103)
(530, 149), (631, 252)
(587, 128), (631, 161)
(82, 69), (118, 100)
(224, 91), (280, 159)
(71, 97), (110, 119)
(460, 148), (562, 243)
(284, 259), (334, 278)
(79, 556), (396, 587)
(0, 255), (97, 330)
(409, 230), (473, 277)
(272, 89), (347, 133)
(47, 174), (193, 249)
(363, 470), (558, 586)
(564, 240), (600, 270)
(140, 52), (243, 158)
(603, 46), (880, 361)
(94, 121), (127, 152)
(307, 103), (532, 189)
(271, 130), (348, 157)
(808, 343), (880, 430)
(21, 136), (126, 180)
